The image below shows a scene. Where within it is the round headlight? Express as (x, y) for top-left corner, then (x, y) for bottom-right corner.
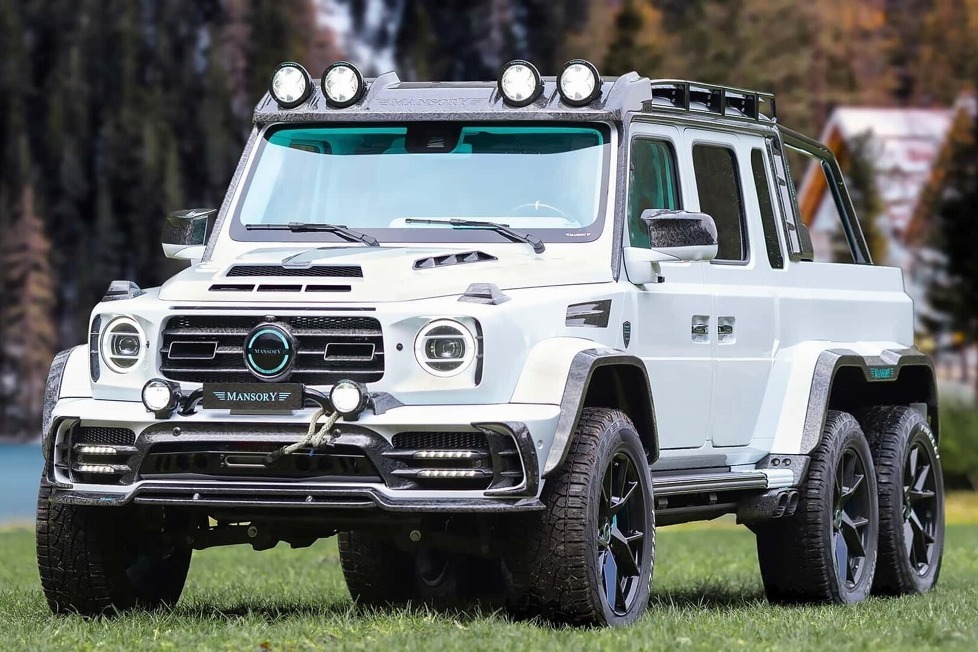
(269, 62), (312, 108)
(142, 378), (179, 413)
(557, 59), (602, 107)
(497, 60), (543, 107)
(330, 379), (367, 416)
(414, 319), (476, 377)
(321, 61), (365, 108)
(100, 316), (146, 374)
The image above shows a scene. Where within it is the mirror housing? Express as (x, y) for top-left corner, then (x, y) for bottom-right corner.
(161, 208), (217, 261)
(643, 209), (718, 261)
(623, 210), (719, 285)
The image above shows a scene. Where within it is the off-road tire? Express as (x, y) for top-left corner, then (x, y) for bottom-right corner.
(858, 406), (944, 595)
(36, 481), (192, 616)
(338, 530), (415, 607)
(339, 531), (505, 608)
(756, 411), (879, 604)
(505, 407), (654, 626)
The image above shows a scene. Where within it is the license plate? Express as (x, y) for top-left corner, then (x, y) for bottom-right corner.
(202, 383), (303, 411)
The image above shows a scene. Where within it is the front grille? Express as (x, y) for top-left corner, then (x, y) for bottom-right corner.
(392, 431), (486, 450)
(226, 265), (363, 278)
(139, 442), (381, 483)
(159, 315), (384, 385)
(74, 426), (136, 447)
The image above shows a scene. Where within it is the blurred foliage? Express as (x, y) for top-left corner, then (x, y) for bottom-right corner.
(938, 399), (978, 490)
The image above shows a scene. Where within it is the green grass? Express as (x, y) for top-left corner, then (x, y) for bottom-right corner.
(1, 519), (977, 651)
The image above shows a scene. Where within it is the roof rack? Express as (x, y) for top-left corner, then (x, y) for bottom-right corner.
(647, 79), (777, 122)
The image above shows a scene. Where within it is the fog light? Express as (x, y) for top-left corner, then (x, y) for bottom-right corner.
(497, 59), (543, 107)
(269, 62), (312, 108)
(330, 379), (367, 416)
(321, 61), (365, 108)
(557, 59), (602, 107)
(142, 378), (180, 415)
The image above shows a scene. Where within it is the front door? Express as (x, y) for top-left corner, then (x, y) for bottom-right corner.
(627, 122), (714, 450)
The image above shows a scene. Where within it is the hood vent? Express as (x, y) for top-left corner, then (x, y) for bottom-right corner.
(210, 283), (351, 293)
(414, 251), (497, 270)
(226, 265), (363, 278)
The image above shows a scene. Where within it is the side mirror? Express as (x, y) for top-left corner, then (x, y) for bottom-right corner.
(161, 208), (217, 262)
(643, 209), (718, 261)
(623, 209), (718, 285)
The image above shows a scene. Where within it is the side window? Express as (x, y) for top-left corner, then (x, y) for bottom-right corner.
(768, 137), (814, 261)
(750, 149), (784, 269)
(627, 138), (680, 248)
(692, 144), (747, 261)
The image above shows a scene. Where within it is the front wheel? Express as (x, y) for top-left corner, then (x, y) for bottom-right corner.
(36, 481), (192, 616)
(506, 408), (654, 626)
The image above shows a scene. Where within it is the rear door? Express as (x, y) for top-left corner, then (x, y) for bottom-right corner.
(685, 129), (780, 448)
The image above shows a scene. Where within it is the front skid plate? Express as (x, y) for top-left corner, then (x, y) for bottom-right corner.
(48, 483), (545, 513)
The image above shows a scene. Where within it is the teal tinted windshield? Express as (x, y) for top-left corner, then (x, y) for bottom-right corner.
(232, 124), (610, 244)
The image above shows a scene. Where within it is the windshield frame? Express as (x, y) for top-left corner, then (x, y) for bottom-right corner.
(227, 121), (614, 246)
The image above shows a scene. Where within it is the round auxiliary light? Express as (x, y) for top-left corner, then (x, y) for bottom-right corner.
(330, 379), (368, 416)
(497, 59), (543, 107)
(269, 62), (312, 109)
(557, 59), (602, 107)
(100, 316), (146, 374)
(142, 378), (180, 414)
(321, 61), (365, 108)
(414, 319), (476, 378)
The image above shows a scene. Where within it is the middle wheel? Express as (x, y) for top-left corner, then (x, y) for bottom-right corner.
(506, 407), (654, 626)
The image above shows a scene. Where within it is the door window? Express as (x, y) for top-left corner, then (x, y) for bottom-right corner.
(692, 144), (747, 261)
(627, 139), (681, 248)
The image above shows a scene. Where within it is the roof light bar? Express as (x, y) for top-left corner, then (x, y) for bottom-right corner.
(321, 61), (366, 108)
(497, 60), (544, 107)
(557, 59), (602, 107)
(269, 62), (312, 109)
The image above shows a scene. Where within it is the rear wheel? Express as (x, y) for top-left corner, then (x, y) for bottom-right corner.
(756, 411), (879, 604)
(858, 406), (944, 595)
(36, 481), (192, 616)
(505, 408), (654, 626)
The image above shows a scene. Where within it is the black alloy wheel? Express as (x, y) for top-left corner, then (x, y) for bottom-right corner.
(832, 446), (873, 590)
(597, 451), (647, 616)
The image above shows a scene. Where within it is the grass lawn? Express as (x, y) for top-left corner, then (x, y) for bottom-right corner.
(2, 499), (977, 651)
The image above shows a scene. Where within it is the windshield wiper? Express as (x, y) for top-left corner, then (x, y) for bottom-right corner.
(404, 218), (545, 254)
(246, 222), (379, 246)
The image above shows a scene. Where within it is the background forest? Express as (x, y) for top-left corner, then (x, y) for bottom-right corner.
(2, 1), (978, 483)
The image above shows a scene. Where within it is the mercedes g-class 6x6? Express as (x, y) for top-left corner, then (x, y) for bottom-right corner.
(37, 59), (944, 627)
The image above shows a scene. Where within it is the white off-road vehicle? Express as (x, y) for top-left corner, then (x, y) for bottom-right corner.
(37, 59), (944, 626)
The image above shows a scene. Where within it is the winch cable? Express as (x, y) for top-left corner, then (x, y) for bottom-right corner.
(263, 406), (340, 465)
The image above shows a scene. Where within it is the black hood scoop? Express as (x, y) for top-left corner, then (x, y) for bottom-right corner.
(414, 251), (497, 270)
(226, 265), (363, 278)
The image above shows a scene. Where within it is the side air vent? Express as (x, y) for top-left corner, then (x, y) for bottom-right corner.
(414, 251), (497, 270)
(226, 265), (363, 278)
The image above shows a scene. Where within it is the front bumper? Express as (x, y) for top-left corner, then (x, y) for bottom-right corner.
(46, 397), (560, 513)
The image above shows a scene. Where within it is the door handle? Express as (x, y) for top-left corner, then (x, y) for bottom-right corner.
(718, 324), (733, 335)
(692, 324), (709, 335)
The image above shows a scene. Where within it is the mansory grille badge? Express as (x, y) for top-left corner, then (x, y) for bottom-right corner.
(243, 323), (296, 381)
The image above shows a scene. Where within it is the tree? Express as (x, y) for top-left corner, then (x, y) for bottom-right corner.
(832, 132), (887, 264)
(602, 0), (671, 77)
(925, 108), (978, 389)
(1, 183), (57, 436)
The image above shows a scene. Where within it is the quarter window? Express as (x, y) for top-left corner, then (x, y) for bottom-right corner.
(750, 149), (784, 269)
(692, 144), (747, 262)
(627, 139), (680, 248)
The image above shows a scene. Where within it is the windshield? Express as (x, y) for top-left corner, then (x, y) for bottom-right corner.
(230, 123), (611, 244)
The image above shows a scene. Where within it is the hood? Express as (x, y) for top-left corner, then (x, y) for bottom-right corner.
(158, 245), (612, 303)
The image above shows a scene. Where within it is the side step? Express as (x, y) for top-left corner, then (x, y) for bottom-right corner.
(652, 471), (768, 497)
(650, 468), (796, 526)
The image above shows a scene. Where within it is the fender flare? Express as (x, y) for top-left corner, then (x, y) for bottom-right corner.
(542, 348), (658, 477)
(800, 347), (938, 454)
